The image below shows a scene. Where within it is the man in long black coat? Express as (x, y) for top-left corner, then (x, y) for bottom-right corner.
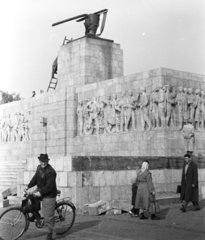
(180, 153), (200, 212)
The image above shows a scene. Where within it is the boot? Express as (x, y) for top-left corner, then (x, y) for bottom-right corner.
(139, 212), (148, 220)
(46, 233), (54, 240)
(151, 214), (160, 220)
(180, 205), (187, 212)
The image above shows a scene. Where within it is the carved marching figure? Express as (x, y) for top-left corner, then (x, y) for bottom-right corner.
(176, 86), (184, 130)
(139, 87), (151, 131)
(1, 116), (6, 143)
(157, 86), (166, 129)
(111, 94), (121, 132)
(5, 114), (12, 142)
(124, 91), (137, 132)
(200, 90), (205, 130)
(183, 88), (189, 125)
(83, 97), (100, 135)
(76, 100), (84, 136)
(102, 95), (117, 134)
(118, 92), (127, 132)
(182, 120), (195, 153)
(165, 85), (175, 129)
(193, 89), (201, 130)
(187, 88), (195, 124)
(13, 113), (20, 142)
(24, 113), (30, 141)
(150, 87), (159, 130)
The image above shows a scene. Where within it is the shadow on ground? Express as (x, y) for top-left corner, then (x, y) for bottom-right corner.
(56, 219), (101, 239)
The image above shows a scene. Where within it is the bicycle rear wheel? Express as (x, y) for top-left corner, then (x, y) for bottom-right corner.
(0, 207), (27, 240)
(55, 202), (75, 235)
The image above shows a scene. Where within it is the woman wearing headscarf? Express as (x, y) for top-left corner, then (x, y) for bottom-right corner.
(135, 161), (160, 220)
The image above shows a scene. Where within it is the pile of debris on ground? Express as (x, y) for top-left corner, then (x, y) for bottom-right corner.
(0, 186), (18, 208)
(83, 200), (131, 216)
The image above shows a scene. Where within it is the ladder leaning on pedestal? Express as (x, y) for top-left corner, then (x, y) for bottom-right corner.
(47, 36), (72, 92)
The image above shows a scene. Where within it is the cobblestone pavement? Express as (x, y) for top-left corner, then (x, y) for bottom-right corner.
(0, 201), (205, 240)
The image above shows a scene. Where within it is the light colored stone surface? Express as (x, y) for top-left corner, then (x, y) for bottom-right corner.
(0, 199), (9, 208)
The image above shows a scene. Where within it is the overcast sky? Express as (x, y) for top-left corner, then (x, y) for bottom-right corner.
(0, 0), (205, 99)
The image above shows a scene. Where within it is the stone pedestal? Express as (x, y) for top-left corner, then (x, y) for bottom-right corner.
(57, 36), (123, 89)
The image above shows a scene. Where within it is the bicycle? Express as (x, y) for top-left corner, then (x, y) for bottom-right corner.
(0, 190), (76, 240)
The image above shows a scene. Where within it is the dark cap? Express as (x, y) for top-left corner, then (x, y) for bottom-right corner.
(38, 153), (50, 162)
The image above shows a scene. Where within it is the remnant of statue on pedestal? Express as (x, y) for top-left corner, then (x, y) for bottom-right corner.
(187, 88), (195, 124)
(175, 86), (184, 130)
(139, 87), (151, 131)
(52, 9), (108, 37)
(150, 87), (159, 130)
(157, 86), (166, 129)
(165, 85), (175, 129)
(200, 91), (205, 130)
(76, 101), (84, 136)
(182, 120), (195, 153)
(193, 89), (201, 130)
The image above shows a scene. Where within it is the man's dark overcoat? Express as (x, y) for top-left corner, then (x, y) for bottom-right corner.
(180, 160), (199, 202)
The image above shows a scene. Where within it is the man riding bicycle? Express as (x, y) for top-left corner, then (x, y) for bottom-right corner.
(24, 153), (57, 240)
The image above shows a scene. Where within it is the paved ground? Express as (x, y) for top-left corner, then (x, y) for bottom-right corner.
(0, 201), (205, 240)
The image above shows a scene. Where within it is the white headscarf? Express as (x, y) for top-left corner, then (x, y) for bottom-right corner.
(140, 161), (149, 173)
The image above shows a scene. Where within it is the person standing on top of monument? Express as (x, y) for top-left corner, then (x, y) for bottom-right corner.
(24, 154), (58, 240)
(180, 153), (200, 212)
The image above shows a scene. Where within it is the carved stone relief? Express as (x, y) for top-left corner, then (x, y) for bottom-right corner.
(76, 85), (205, 136)
(0, 111), (31, 143)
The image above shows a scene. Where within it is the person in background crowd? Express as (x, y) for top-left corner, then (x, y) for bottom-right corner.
(25, 154), (57, 240)
(180, 153), (200, 212)
(135, 161), (160, 220)
(31, 91), (36, 97)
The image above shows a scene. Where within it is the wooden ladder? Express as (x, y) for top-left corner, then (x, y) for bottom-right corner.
(47, 77), (58, 92)
(47, 37), (72, 92)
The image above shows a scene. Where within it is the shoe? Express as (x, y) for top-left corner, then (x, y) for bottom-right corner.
(151, 214), (160, 220)
(180, 205), (186, 212)
(128, 211), (138, 217)
(29, 212), (41, 222)
(29, 215), (36, 222)
(193, 206), (200, 211)
(46, 233), (54, 240)
(139, 213), (148, 220)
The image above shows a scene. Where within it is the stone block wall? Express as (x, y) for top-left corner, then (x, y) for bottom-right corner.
(57, 37), (123, 90)
(18, 156), (205, 210)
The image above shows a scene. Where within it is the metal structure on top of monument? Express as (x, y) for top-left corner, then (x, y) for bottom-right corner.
(52, 9), (108, 37)
(47, 9), (108, 92)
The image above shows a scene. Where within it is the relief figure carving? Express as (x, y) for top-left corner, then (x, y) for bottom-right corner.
(182, 121), (195, 152)
(139, 87), (151, 131)
(193, 89), (201, 131)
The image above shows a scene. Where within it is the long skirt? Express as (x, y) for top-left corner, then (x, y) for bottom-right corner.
(135, 182), (150, 210)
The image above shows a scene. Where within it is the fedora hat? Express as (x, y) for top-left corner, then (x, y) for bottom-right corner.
(38, 154), (50, 162)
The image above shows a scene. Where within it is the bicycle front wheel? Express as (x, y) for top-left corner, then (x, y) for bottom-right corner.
(0, 207), (27, 240)
(55, 202), (75, 235)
